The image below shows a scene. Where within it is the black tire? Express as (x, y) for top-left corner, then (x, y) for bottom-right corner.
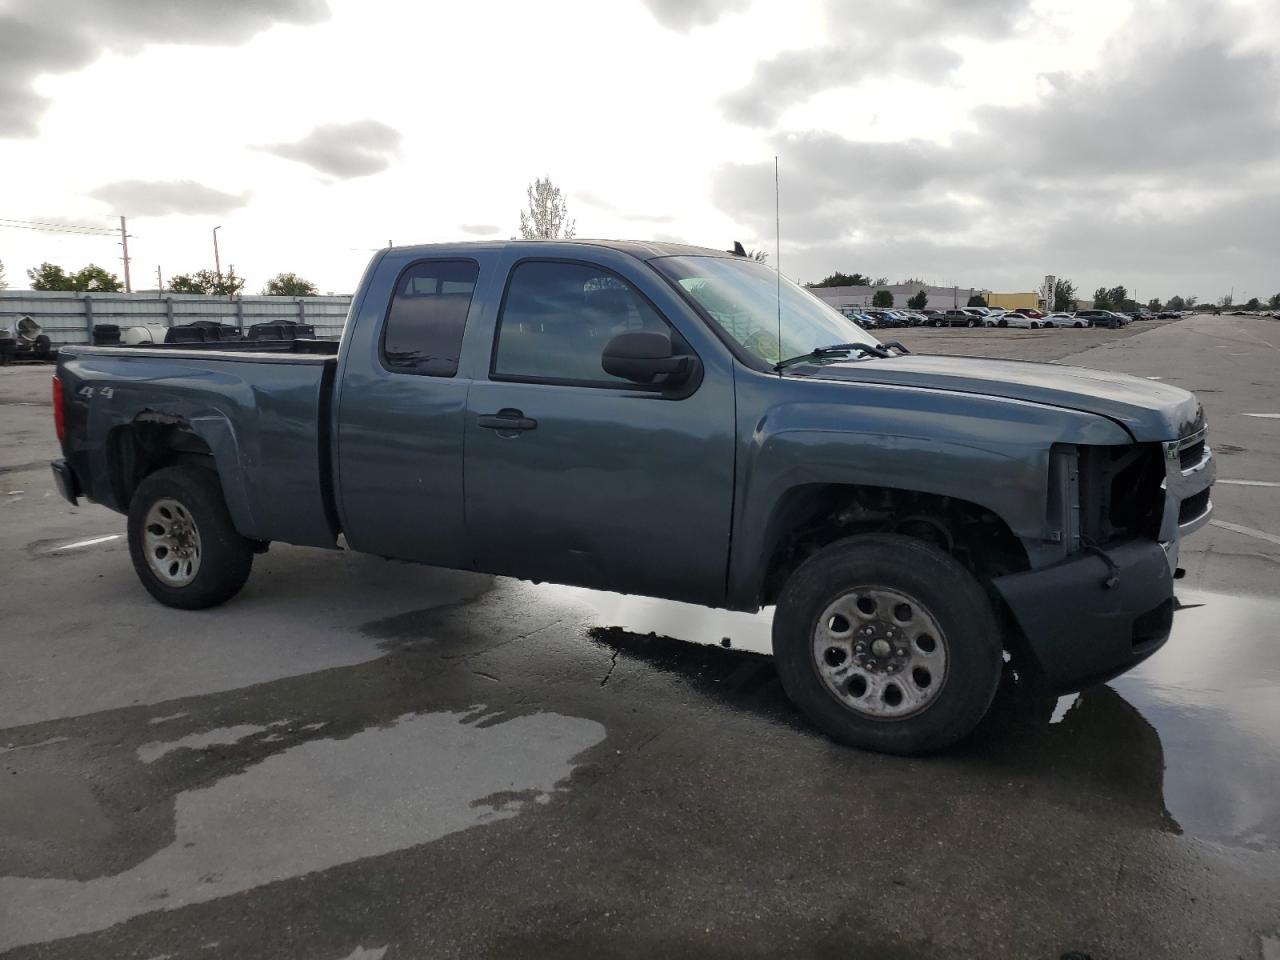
(998, 318), (1007, 328)
(932, 319), (942, 327)
(772, 533), (1003, 755)
(127, 465), (253, 609)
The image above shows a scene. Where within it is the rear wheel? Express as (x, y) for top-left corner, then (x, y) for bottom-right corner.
(128, 465), (253, 609)
(998, 318), (1007, 328)
(772, 534), (1003, 755)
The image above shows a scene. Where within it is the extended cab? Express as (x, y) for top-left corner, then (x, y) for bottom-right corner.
(50, 241), (1215, 754)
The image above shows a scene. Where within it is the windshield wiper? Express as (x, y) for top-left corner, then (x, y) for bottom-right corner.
(774, 340), (910, 372)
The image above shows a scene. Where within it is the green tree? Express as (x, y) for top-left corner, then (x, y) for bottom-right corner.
(966, 293), (987, 307)
(872, 276), (888, 286)
(1268, 293), (1280, 309)
(169, 267), (246, 296)
(27, 262), (122, 292)
(808, 271), (872, 288)
(1217, 293), (1233, 308)
(1106, 285), (1128, 309)
(27, 263), (73, 289)
(1052, 278), (1077, 311)
(1185, 295), (1199, 309)
(907, 288), (928, 310)
(0, 259), (7, 290)
(872, 289), (894, 308)
(1147, 298), (1163, 312)
(1244, 297), (1261, 311)
(262, 272), (319, 296)
(1093, 286), (1112, 309)
(1166, 295), (1186, 311)
(746, 248), (769, 263)
(518, 176), (575, 239)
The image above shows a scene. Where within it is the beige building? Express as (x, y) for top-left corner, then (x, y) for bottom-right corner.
(986, 292), (1041, 310)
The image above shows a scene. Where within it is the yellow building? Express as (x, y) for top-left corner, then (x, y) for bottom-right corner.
(987, 292), (1042, 310)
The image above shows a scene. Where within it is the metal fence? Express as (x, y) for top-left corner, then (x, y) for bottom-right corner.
(0, 291), (353, 344)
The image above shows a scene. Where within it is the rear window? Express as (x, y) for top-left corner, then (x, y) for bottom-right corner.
(382, 260), (479, 376)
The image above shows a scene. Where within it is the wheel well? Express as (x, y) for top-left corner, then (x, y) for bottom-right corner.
(759, 483), (1031, 608)
(107, 414), (215, 510)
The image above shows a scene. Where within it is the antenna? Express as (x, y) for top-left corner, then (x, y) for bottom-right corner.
(775, 155), (781, 376)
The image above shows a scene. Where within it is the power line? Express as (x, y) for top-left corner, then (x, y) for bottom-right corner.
(0, 217), (119, 236)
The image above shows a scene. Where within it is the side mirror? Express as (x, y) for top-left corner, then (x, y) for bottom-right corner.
(601, 331), (697, 386)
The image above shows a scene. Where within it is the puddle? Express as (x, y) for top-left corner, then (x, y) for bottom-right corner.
(558, 583), (1280, 853)
(0, 708), (605, 951)
(1113, 590), (1280, 852)
(548, 585), (774, 656)
(137, 724), (271, 764)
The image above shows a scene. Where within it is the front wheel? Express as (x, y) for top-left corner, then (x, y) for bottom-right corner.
(772, 534), (1003, 755)
(128, 465), (254, 609)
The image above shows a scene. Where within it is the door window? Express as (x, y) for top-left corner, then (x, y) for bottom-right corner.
(381, 259), (479, 376)
(492, 260), (673, 386)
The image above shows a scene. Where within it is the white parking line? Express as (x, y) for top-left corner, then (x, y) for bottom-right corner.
(1209, 520), (1280, 547)
(1243, 413), (1280, 419)
(1218, 480), (1280, 488)
(53, 534), (123, 551)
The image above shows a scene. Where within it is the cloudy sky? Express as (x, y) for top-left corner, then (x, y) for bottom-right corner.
(0, 0), (1277, 301)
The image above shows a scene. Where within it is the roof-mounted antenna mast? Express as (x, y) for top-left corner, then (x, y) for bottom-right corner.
(775, 155), (782, 376)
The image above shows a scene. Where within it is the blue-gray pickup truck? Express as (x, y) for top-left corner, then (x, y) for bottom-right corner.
(49, 240), (1215, 754)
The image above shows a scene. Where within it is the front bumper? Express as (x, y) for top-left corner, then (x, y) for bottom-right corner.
(992, 539), (1174, 693)
(51, 459), (81, 506)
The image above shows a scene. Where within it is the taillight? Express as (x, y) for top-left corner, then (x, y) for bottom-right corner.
(52, 375), (66, 443)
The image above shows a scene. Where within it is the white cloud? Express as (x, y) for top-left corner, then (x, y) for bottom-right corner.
(263, 120), (403, 179)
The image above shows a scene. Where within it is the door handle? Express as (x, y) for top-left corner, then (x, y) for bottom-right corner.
(477, 408), (538, 431)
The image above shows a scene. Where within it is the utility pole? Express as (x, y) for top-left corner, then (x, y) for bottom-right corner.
(156, 266), (163, 294)
(119, 216), (132, 293)
(213, 225), (223, 277)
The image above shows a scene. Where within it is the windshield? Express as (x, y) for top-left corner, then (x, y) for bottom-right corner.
(653, 255), (879, 365)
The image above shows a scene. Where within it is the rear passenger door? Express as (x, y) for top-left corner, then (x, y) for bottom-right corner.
(335, 257), (480, 566)
(463, 257), (736, 606)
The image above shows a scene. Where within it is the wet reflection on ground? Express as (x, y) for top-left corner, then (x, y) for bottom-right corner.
(563, 583), (1280, 853)
(1114, 590), (1280, 852)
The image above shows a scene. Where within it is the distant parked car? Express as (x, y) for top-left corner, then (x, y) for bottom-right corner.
(1076, 309), (1123, 329)
(1156, 311), (1180, 319)
(934, 309), (981, 327)
(1012, 308), (1046, 319)
(987, 312), (1042, 329)
(1045, 313), (1090, 328)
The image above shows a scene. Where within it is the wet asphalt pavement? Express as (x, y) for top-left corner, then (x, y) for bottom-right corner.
(2, 316), (1279, 959)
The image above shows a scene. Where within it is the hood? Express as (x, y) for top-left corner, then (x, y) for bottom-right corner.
(800, 354), (1202, 442)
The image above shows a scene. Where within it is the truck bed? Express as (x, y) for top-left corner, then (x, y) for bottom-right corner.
(56, 345), (340, 550)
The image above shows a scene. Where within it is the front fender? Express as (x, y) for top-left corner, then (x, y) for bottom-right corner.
(726, 380), (1133, 610)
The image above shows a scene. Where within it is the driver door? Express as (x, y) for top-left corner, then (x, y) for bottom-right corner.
(463, 258), (735, 606)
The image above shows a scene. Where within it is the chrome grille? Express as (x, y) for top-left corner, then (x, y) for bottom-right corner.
(1179, 438), (1205, 470)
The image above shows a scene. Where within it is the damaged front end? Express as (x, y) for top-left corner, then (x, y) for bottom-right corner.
(992, 425), (1215, 692)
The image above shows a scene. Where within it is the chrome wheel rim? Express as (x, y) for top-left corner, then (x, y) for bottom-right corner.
(811, 586), (949, 720)
(143, 498), (202, 586)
